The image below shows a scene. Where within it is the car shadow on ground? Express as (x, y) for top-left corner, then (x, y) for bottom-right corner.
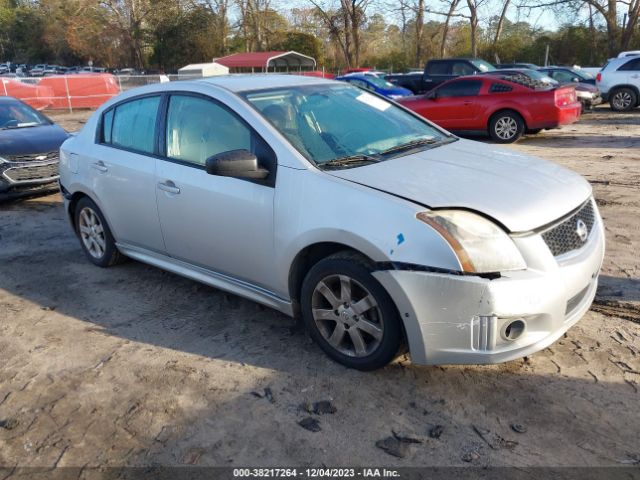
(598, 275), (640, 302)
(578, 111), (640, 126)
(0, 196), (637, 372)
(1, 196), (639, 467)
(517, 134), (640, 148)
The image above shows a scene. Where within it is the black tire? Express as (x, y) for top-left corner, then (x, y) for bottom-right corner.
(489, 110), (525, 143)
(74, 196), (125, 267)
(300, 251), (403, 371)
(609, 87), (637, 112)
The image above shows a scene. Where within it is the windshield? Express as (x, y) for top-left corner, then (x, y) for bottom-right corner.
(471, 60), (496, 72)
(242, 84), (448, 165)
(571, 69), (593, 80)
(0, 102), (50, 129)
(365, 76), (396, 89)
(523, 70), (557, 83)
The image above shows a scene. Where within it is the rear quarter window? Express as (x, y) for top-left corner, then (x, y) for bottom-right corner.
(102, 109), (114, 143)
(489, 82), (513, 93)
(618, 58), (640, 71)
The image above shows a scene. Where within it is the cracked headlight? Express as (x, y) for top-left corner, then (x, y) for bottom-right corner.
(417, 210), (526, 273)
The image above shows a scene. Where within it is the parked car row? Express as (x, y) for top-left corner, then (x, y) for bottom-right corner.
(1, 68), (607, 371)
(383, 54), (640, 113)
(0, 63), (110, 77)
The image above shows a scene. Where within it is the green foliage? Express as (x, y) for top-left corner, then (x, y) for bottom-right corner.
(7, 6), (52, 63)
(272, 32), (324, 66)
(1, 1), (637, 71)
(150, 6), (225, 71)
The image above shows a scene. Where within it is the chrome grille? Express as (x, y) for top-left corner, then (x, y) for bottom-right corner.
(6, 151), (59, 162)
(3, 162), (59, 183)
(542, 200), (596, 257)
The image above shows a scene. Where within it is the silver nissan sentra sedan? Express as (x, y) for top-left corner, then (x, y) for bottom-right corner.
(59, 75), (604, 370)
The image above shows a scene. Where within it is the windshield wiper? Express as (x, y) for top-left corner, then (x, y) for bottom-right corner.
(320, 154), (380, 169)
(1, 124), (39, 130)
(378, 137), (439, 157)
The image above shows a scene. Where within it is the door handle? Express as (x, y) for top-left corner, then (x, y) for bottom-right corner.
(91, 161), (108, 173)
(157, 181), (180, 194)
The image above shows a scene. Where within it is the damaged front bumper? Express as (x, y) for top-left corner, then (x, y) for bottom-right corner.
(373, 213), (605, 366)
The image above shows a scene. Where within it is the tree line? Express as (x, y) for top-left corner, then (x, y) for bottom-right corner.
(1, 0), (639, 72)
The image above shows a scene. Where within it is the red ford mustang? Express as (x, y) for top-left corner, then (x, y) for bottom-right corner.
(397, 75), (582, 143)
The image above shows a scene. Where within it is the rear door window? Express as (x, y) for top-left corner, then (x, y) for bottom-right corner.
(107, 96), (161, 154)
(437, 80), (483, 97)
(427, 62), (451, 75)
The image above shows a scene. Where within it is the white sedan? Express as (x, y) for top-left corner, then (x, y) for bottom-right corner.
(59, 75), (604, 370)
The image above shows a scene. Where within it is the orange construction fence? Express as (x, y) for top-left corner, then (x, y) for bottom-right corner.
(1, 74), (120, 110)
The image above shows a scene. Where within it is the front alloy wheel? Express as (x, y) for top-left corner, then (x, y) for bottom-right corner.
(311, 274), (384, 358)
(301, 252), (402, 370)
(610, 88), (636, 112)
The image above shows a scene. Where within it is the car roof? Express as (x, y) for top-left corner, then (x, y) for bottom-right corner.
(336, 74), (371, 80)
(605, 56), (637, 67)
(197, 74), (333, 92)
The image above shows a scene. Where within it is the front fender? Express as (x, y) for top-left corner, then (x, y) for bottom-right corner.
(272, 167), (462, 298)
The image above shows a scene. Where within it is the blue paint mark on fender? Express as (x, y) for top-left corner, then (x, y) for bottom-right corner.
(397, 233), (405, 245)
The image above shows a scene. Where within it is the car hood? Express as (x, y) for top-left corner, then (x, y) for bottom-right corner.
(0, 124), (69, 156)
(326, 139), (592, 232)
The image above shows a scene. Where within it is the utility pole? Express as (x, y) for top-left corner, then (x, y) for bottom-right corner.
(544, 44), (549, 66)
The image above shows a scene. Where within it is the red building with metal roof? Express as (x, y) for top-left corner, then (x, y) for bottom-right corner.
(214, 51), (317, 72)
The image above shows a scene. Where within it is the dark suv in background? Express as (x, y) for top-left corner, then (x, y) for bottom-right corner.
(386, 58), (496, 94)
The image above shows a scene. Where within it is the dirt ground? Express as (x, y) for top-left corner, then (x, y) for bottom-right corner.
(0, 108), (639, 471)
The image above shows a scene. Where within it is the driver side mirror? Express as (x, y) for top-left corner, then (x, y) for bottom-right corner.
(425, 89), (438, 100)
(205, 149), (269, 180)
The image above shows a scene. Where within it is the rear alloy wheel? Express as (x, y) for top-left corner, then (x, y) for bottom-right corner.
(610, 88), (637, 112)
(75, 197), (124, 267)
(489, 111), (525, 143)
(301, 253), (402, 370)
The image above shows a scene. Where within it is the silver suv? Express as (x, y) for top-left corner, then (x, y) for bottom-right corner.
(597, 56), (640, 111)
(59, 75), (604, 370)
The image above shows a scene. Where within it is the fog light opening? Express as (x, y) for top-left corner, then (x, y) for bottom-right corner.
(502, 319), (526, 341)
